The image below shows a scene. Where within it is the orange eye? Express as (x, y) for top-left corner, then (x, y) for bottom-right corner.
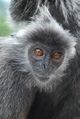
(52, 51), (62, 60)
(33, 48), (44, 58)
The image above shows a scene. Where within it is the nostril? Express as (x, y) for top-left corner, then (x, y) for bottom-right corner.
(43, 63), (49, 70)
(43, 64), (46, 69)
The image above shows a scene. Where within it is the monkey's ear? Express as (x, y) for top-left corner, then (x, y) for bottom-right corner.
(10, 0), (38, 22)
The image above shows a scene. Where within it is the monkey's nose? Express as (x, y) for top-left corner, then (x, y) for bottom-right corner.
(42, 62), (50, 72)
(43, 63), (46, 69)
(42, 57), (50, 70)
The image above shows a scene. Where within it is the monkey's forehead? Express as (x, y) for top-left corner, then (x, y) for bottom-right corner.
(25, 28), (69, 48)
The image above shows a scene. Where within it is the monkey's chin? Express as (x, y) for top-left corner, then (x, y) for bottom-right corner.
(35, 74), (49, 82)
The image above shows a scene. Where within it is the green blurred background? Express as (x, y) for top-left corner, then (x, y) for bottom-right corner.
(0, 0), (12, 36)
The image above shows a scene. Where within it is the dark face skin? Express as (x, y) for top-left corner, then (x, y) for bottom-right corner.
(28, 42), (64, 81)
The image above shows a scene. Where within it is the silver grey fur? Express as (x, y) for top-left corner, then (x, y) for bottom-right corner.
(0, 5), (80, 119)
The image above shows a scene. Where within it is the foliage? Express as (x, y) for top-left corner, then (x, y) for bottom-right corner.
(0, 0), (12, 36)
(0, 17), (12, 36)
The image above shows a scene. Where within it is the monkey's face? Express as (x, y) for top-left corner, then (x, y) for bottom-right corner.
(27, 27), (76, 84)
(28, 33), (65, 82)
(29, 45), (64, 82)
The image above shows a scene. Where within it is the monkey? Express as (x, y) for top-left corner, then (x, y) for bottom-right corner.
(10, 0), (80, 34)
(0, 6), (80, 119)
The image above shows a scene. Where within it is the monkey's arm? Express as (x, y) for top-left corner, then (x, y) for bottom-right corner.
(52, 90), (80, 119)
(10, 0), (38, 22)
(10, 0), (80, 33)
(0, 37), (36, 119)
